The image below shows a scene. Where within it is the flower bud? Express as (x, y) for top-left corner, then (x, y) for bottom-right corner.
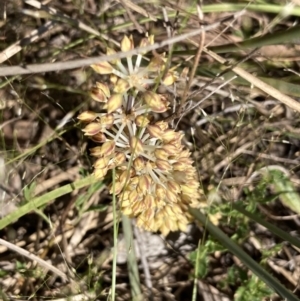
(143, 91), (168, 113)
(162, 129), (179, 142)
(129, 175), (139, 187)
(172, 161), (186, 171)
(133, 157), (145, 172)
(96, 82), (110, 97)
(143, 208), (155, 221)
(77, 111), (97, 122)
(172, 204), (183, 216)
(135, 115), (150, 127)
(166, 189), (178, 203)
(107, 94), (123, 113)
(163, 72), (177, 86)
(94, 157), (109, 169)
(82, 122), (102, 136)
(132, 199), (143, 214)
(94, 166), (108, 179)
(129, 190), (139, 203)
(138, 174), (151, 193)
(110, 180), (126, 195)
(91, 61), (113, 74)
(91, 132), (106, 143)
(121, 35), (134, 52)
(90, 86), (108, 103)
(167, 180), (181, 194)
(156, 185), (166, 199)
(106, 47), (120, 64)
(139, 35), (154, 54)
(147, 55), (165, 72)
(154, 148), (169, 160)
(155, 159), (171, 171)
(99, 140), (115, 157)
(130, 136), (143, 155)
(155, 121), (168, 131)
(114, 78), (130, 93)
(140, 35), (154, 47)
(147, 125), (162, 139)
(181, 184), (197, 198)
(114, 152), (126, 166)
(110, 74), (118, 85)
(100, 114), (114, 128)
(143, 194), (154, 209)
(164, 205), (176, 218)
(90, 146), (103, 157)
(162, 143), (178, 155)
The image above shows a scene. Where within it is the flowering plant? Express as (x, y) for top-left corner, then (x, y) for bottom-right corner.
(78, 35), (202, 235)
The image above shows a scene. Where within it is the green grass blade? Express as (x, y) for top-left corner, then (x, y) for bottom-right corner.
(111, 168), (117, 301)
(110, 3), (300, 32)
(202, 3), (300, 16)
(265, 170), (300, 215)
(122, 215), (142, 301)
(233, 203), (300, 249)
(6, 130), (67, 165)
(192, 240), (201, 301)
(189, 207), (300, 301)
(209, 24), (300, 53)
(0, 175), (98, 230)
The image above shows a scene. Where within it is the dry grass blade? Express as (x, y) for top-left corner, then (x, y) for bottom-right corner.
(3, 1), (300, 300)
(179, 3), (205, 116)
(0, 0), (6, 22)
(24, 0), (117, 45)
(33, 166), (80, 196)
(0, 238), (69, 282)
(0, 21), (54, 64)
(117, 0), (157, 21)
(205, 49), (300, 114)
(0, 12), (244, 76)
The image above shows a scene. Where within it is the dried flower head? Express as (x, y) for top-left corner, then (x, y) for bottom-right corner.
(79, 35), (202, 235)
(90, 35), (177, 114)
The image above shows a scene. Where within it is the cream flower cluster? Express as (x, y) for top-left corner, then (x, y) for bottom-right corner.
(78, 35), (201, 235)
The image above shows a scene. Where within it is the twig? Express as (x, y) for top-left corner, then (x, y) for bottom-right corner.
(33, 166), (80, 196)
(24, 0), (118, 45)
(0, 238), (69, 282)
(178, 2), (205, 116)
(0, 0), (6, 21)
(0, 13), (244, 77)
(0, 21), (55, 64)
(116, 0), (157, 21)
(205, 48), (300, 114)
(119, 0), (144, 33)
(175, 74), (237, 128)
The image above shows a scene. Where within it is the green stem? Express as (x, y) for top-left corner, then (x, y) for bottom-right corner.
(122, 215), (142, 301)
(0, 176), (97, 230)
(189, 207), (300, 301)
(111, 168), (117, 301)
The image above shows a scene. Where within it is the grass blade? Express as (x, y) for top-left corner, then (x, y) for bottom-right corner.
(189, 207), (300, 301)
(0, 176), (98, 230)
(232, 203), (300, 249)
(122, 215), (142, 301)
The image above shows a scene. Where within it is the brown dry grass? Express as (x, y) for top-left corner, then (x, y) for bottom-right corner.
(1, 1), (300, 300)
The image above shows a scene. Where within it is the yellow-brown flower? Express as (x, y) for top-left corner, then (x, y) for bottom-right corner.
(81, 108), (201, 235)
(109, 121), (201, 236)
(90, 35), (177, 114)
(78, 35), (202, 236)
